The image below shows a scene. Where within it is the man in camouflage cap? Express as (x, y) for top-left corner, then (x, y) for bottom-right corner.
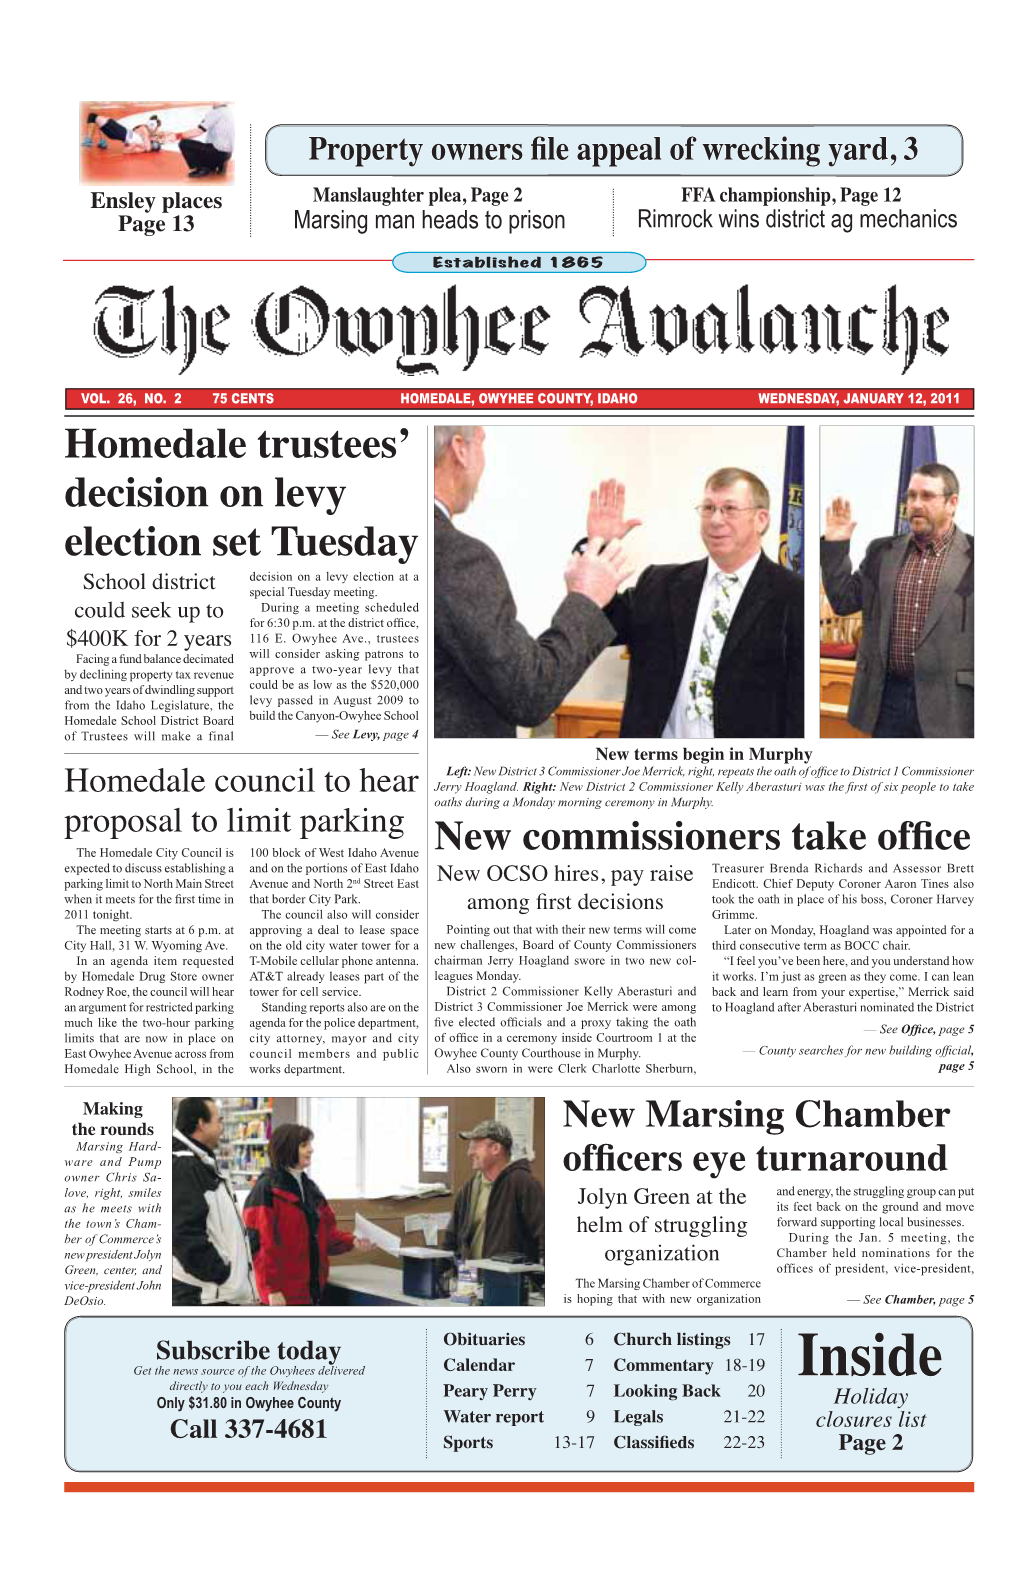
(443, 1119), (544, 1264)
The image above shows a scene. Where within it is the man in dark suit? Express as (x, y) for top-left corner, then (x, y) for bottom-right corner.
(603, 467), (804, 739)
(821, 464), (973, 738)
(433, 426), (633, 738)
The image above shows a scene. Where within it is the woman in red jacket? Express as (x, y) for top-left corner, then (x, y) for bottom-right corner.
(244, 1124), (368, 1305)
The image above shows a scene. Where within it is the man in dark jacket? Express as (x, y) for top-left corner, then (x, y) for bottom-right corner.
(443, 1120), (544, 1264)
(821, 466), (973, 738)
(604, 467), (804, 738)
(433, 426), (633, 737)
(172, 1098), (255, 1305)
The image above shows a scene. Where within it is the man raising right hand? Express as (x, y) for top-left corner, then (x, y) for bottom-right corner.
(433, 426), (635, 738)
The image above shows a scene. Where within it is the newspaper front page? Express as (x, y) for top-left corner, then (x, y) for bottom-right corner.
(27, 27), (1011, 1566)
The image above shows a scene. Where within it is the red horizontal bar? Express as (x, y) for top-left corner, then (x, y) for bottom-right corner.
(62, 257), (975, 264)
(66, 1480), (973, 1494)
(63, 258), (394, 263)
(64, 387), (975, 411)
(644, 258), (975, 263)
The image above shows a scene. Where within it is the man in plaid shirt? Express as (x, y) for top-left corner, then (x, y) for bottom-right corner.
(821, 464), (974, 738)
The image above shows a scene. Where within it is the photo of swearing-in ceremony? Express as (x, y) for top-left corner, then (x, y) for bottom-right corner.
(171, 1096), (545, 1310)
(433, 424), (805, 741)
(79, 102), (234, 185)
(820, 426), (974, 740)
